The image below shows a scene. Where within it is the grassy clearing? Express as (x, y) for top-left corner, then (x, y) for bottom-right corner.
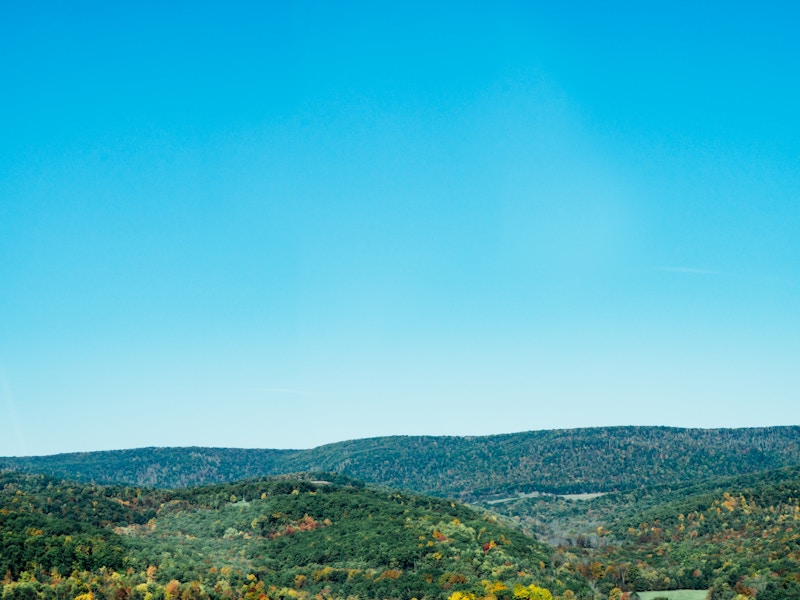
(557, 492), (605, 500)
(637, 591), (707, 600)
(484, 491), (606, 505)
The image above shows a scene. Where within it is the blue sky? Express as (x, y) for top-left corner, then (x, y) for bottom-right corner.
(2, 2), (799, 456)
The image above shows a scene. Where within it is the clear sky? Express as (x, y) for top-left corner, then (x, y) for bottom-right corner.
(2, 2), (799, 456)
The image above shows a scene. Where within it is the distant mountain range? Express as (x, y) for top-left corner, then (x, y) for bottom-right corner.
(3, 425), (799, 499)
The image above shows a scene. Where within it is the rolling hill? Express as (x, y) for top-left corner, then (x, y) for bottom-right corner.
(485, 465), (800, 599)
(2, 426), (799, 500)
(0, 470), (587, 600)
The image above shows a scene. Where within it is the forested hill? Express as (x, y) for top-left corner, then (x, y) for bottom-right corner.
(485, 465), (800, 598)
(2, 426), (800, 499)
(0, 447), (295, 488)
(0, 471), (587, 600)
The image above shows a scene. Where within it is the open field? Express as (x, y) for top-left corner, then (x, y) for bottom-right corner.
(484, 491), (605, 505)
(637, 591), (708, 600)
(557, 492), (605, 500)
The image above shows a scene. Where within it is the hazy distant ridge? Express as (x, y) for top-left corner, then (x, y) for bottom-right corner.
(2, 426), (799, 499)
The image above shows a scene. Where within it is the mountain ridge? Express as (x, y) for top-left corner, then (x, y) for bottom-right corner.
(3, 425), (799, 500)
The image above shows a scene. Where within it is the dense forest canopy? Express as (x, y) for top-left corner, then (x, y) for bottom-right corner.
(4, 427), (800, 599)
(483, 467), (800, 599)
(3, 427), (799, 500)
(0, 471), (586, 600)
(5, 466), (800, 599)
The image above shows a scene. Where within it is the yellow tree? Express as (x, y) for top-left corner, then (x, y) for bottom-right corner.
(514, 584), (553, 600)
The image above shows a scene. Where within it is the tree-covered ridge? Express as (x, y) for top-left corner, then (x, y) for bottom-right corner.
(0, 471), (588, 600)
(0, 471), (144, 579)
(0, 448), (295, 489)
(486, 467), (800, 600)
(3, 426), (800, 499)
(6, 466), (800, 599)
(602, 467), (800, 599)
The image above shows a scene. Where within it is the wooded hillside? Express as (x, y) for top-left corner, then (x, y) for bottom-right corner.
(3, 426), (799, 500)
(0, 471), (586, 600)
